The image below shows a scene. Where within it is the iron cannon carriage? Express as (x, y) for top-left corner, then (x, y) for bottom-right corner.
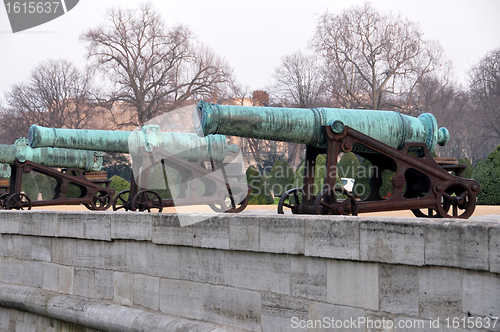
(195, 101), (479, 218)
(29, 125), (249, 213)
(0, 138), (114, 210)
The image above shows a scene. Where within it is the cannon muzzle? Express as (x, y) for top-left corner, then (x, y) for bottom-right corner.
(195, 101), (450, 152)
(28, 125), (239, 162)
(0, 138), (103, 172)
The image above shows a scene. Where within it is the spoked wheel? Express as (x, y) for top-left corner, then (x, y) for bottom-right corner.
(209, 186), (250, 213)
(278, 188), (306, 214)
(88, 190), (113, 211)
(435, 184), (477, 219)
(0, 193), (10, 209)
(131, 190), (163, 213)
(6, 193), (32, 210)
(113, 190), (131, 211)
(313, 187), (358, 216)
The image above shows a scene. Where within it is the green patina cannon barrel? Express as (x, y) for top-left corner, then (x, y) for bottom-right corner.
(0, 163), (10, 178)
(0, 138), (103, 172)
(195, 101), (450, 152)
(28, 125), (239, 162)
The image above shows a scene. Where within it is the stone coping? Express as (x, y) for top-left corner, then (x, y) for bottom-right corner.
(0, 282), (246, 332)
(0, 210), (499, 273)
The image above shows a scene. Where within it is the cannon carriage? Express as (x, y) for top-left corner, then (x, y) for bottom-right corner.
(195, 101), (480, 218)
(29, 125), (249, 213)
(0, 138), (114, 210)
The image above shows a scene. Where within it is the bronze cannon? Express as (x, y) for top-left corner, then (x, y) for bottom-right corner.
(28, 125), (248, 213)
(0, 137), (114, 210)
(195, 101), (479, 218)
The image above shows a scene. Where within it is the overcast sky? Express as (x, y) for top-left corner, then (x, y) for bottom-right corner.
(1, 0), (499, 98)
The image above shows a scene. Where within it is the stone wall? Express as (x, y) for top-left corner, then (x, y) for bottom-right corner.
(0, 210), (498, 331)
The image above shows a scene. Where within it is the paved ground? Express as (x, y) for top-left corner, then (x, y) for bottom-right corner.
(31, 204), (500, 220)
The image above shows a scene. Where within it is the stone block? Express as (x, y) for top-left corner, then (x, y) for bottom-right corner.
(111, 213), (152, 241)
(290, 256), (327, 301)
(81, 213), (112, 241)
(425, 222), (489, 270)
(36, 212), (59, 237)
(462, 270), (500, 319)
(0, 211), (20, 234)
(360, 220), (424, 265)
(203, 284), (261, 331)
(326, 259), (379, 310)
(51, 238), (78, 266)
(489, 226), (500, 273)
(0, 307), (10, 330)
(74, 267), (95, 298)
(114, 271), (133, 306)
(77, 240), (126, 271)
(418, 266), (462, 319)
(193, 216), (230, 249)
(95, 269), (114, 300)
(304, 217), (359, 260)
(22, 261), (44, 287)
(1, 235), (31, 260)
(308, 301), (365, 332)
(152, 214), (194, 246)
(133, 274), (159, 311)
(225, 251), (290, 294)
(1, 258), (23, 284)
(125, 241), (148, 274)
(58, 265), (74, 294)
(147, 243), (181, 279)
(57, 213), (85, 238)
(31, 237), (51, 262)
(19, 213), (39, 235)
(57, 212), (111, 241)
(261, 293), (308, 332)
(379, 264), (419, 315)
(229, 217), (259, 251)
(159, 279), (205, 320)
(180, 247), (225, 284)
(42, 262), (58, 292)
(260, 216), (304, 254)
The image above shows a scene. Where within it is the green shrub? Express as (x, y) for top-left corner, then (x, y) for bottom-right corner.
(109, 175), (130, 197)
(267, 160), (295, 196)
(337, 152), (360, 179)
(472, 145), (500, 205)
(354, 158), (373, 199)
(21, 172), (39, 200)
(458, 157), (474, 179)
(34, 173), (55, 200)
(246, 165), (274, 204)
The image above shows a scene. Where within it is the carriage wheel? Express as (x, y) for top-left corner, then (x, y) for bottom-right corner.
(313, 187), (358, 216)
(278, 188), (305, 214)
(435, 184), (476, 219)
(0, 193), (10, 209)
(131, 190), (163, 213)
(6, 193), (32, 210)
(113, 190), (131, 211)
(88, 190), (113, 211)
(209, 186), (250, 213)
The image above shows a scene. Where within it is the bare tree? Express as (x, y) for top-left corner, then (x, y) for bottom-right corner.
(270, 51), (324, 108)
(468, 48), (500, 143)
(80, 3), (234, 127)
(312, 3), (446, 110)
(1, 59), (96, 143)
